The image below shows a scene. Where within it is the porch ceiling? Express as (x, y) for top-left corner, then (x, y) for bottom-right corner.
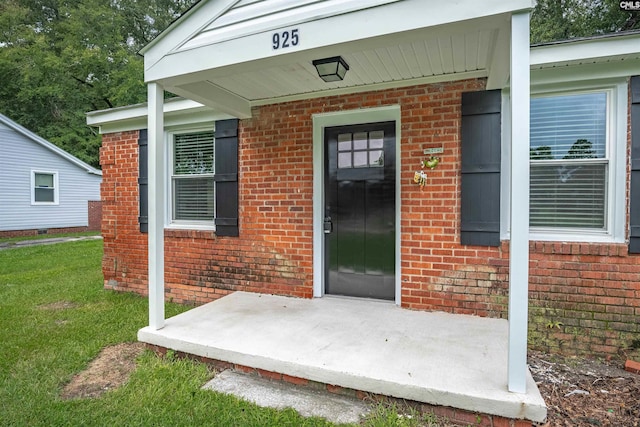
(163, 19), (510, 118)
(143, 0), (533, 118)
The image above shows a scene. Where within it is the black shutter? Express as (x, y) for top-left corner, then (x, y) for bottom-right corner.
(138, 129), (148, 233)
(460, 90), (501, 246)
(630, 76), (640, 253)
(214, 119), (239, 237)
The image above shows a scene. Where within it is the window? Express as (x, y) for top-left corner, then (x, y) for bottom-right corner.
(529, 91), (609, 231)
(31, 171), (58, 205)
(170, 130), (215, 225)
(337, 131), (384, 168)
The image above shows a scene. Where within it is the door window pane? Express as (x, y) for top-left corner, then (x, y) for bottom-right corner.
(369, 150), (384, 166)
(353, 151), (367, 168)
(369, 131), (384, 149)
(353, 132), (368, 150)
(337, 130), (385, 169)
(338, 152), (352, 168)
(338, 133), (352, 151)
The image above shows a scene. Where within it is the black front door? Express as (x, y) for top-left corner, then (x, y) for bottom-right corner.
(324, 121), (396, 300)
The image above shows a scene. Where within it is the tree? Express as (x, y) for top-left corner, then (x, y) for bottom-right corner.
(531, 0), (640, 44)
(0, 0), (196, 167)
(0, 1), (637, 167)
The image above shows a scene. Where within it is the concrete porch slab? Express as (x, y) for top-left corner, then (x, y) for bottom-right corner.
(138, 291), (547, 423)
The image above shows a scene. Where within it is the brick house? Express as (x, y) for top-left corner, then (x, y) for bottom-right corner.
(88, 1), (640, 417)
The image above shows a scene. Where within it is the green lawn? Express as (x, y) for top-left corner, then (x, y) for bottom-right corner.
(0, 239), (444, 427)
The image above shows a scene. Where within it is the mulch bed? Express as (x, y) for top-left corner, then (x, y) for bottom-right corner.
(529, 351), (640, 427)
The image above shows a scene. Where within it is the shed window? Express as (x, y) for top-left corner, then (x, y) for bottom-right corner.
(530, 92), (608, 230)
(171, 130), (215, 224)
(32, 171), (58, 205)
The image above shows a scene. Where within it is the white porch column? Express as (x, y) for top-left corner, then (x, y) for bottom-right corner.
(148, 82), (165, 330)
(508, 11), (530, 394)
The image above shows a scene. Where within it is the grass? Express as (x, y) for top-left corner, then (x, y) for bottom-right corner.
(0, 239), (450, 427)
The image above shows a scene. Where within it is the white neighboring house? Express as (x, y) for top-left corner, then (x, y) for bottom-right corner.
(0, 113), (102, 235)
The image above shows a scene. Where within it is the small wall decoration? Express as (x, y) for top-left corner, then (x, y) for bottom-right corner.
(414, 170), (428, 187)
(413, 155), (440, 189)
(422, 156), (440, 170)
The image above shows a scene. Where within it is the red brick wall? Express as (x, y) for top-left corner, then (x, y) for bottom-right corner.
(100, 79), (639, 356)
(88, 200), (102, 232)
(100, 131), (149, 296)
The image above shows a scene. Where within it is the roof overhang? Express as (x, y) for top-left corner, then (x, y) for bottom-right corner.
(142, 0), (535, 118)
(0, 113), (102, 176)
(87, 31), (640, 133)
(530, 31), (640, 87)
(86, 97), (234, 134)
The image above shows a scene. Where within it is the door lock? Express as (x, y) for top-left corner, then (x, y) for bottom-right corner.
(323, 216), (333, 234)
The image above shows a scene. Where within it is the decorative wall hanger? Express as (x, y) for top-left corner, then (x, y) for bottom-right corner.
(413, 155), (440, 188)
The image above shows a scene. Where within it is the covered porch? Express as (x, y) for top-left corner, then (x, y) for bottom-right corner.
(140, 0), (541, 423)
(139, 291), (546, 423)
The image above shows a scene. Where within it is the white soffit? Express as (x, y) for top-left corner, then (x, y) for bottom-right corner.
(141, 0), (534, 115)
(207, 27), (498, 103)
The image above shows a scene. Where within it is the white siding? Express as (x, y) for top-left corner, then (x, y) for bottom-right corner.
(0, 127), (101, 231)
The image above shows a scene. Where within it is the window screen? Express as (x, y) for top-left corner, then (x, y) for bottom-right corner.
(172, 131), (215, 222)
(530, 92), (608, 229)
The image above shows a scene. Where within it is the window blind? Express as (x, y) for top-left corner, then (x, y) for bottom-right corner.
(174, 132), (215, 175)
(172, 131), (215, 221)
(530, 93), (608, 229)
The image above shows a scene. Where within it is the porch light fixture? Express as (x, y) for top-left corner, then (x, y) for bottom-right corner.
(312, 56), (349, 82)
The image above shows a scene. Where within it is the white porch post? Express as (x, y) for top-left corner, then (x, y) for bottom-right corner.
(148, 82), (165, 330)
(508, 11), (530, 393)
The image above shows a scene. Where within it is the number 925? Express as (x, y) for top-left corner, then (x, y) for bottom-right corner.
(272, 29), (299, 50)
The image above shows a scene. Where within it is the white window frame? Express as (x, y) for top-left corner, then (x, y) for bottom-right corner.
(31, 170), (59, 206)
(501, 80), (627, 243)
(166, 127), (216, 230)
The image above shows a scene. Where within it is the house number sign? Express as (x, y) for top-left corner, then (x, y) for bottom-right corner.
(272, 29), (299, 50)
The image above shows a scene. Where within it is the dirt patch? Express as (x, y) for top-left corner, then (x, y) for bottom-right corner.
(61, 342), (145, 400)
(37, 301), (78, 310)
(529, 351), (640, 427)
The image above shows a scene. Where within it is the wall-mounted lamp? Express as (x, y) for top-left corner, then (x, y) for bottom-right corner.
(312, 56), (349, 82)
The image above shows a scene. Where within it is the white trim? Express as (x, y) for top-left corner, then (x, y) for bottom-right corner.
(178, 0), (403, 53)
(508, 11), (530, 395)
(86, 97), (233, 135)
(30, 170), (59, 206)
(530, 33), (640, 69)
(166, 127), (217, 230)
(502, 80), (628, 244)
(148, 83), (166, 330)
(312, 105), (401, 303)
